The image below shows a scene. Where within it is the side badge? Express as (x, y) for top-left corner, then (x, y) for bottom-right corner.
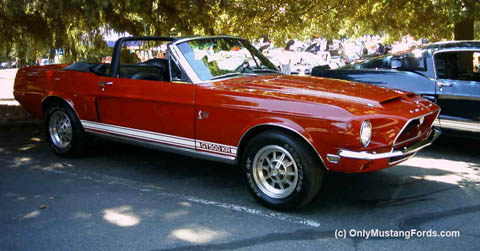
(198, 110), (209, 120)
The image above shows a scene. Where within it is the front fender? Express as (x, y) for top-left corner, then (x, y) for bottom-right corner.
(236, 115), (349, 170)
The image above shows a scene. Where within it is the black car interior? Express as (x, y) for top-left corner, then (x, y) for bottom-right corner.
(64, 55), (172, 82)
(118, 58), (170, 82)
(64, 38), (180, 82)
(435, 51), (480, 81)
(116, 45), (171, 81)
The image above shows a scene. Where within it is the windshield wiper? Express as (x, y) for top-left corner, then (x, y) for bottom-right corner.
(210, 72), (260, 81)
(210, 72), (244, 80)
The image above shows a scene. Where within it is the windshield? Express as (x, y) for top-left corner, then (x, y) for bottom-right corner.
(397, 49), (427, 71)
(341, 48), (427, 71)
(176, 37), (279, 81)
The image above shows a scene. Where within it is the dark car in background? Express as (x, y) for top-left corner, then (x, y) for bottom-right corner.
(312, 41), (480, 136)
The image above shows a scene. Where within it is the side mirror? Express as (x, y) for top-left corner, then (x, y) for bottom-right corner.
(391, 58), (403, 69)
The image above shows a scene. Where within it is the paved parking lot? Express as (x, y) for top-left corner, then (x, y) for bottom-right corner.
(1, 124), (479, 250)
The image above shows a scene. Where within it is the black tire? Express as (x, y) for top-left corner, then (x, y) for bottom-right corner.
(45, 103), (88, 157)
(241, 129), (324, 210)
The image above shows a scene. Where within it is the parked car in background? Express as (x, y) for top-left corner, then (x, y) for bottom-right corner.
(39, 58), (55, 66)
(14, 36), (440, 209)
(266, 47), (330, 75)
(312, 41), (480, 136)
(0, 62), (11, 69)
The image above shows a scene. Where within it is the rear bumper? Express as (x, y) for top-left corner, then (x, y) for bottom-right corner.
(338, 127), (441, 160)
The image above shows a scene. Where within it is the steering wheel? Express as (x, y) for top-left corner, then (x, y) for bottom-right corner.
(234, 60), (252, 73)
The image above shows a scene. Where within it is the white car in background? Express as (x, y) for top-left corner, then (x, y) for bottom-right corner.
(0, 62), (11, 69)
(265, 47), (330, 75)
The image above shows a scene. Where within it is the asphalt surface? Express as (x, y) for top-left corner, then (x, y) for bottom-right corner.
(1, 124), (479, 250)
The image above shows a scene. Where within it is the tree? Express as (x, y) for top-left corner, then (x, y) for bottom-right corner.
(0, 0), (478, 63)
(338, 0), (480, 41)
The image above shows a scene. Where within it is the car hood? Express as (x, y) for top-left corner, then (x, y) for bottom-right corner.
(209, 74), (410, 108)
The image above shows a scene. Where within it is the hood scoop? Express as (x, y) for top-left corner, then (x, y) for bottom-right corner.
(379, 92), (415, 105)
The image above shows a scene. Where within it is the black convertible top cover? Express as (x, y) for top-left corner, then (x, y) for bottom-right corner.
(63, 62), (96, 72)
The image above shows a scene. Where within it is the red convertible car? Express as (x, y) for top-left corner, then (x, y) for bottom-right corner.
(14, 36), (440, 209)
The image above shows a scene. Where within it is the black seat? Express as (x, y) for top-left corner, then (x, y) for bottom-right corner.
(130, 72), (165, 81)
(144, 58), (170, 80)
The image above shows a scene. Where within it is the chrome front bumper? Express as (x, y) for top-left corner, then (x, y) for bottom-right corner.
(333, 127), (441, 161)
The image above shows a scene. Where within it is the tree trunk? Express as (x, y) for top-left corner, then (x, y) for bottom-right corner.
(454, 17), (474, 40)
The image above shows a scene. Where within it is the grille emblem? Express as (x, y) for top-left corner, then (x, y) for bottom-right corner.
(419, 116), (425, 126)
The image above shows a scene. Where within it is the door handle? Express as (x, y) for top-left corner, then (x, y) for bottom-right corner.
(99, 81), (113, 91)
(99, 81), (113, 87)
(437, 82), (452, 88)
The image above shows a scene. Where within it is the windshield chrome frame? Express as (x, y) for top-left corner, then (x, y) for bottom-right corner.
(169, 35), (278, 84)
(168, 42), (202, 83)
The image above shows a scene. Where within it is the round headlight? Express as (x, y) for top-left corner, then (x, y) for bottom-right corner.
(360, 120), (372, 147)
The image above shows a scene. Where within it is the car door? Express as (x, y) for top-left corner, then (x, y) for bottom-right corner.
(86, 39), (196, 149)
(434, 50), (480, 133)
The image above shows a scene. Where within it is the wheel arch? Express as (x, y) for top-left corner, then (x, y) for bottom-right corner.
(42, 95), (78, 118)
(236, 123), (328, 170)
(42, 95), (89, 156)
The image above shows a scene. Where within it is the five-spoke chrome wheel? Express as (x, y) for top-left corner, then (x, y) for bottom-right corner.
(252, 145), (299, 199)
(46, 103), (88, 156)
(48, 110), (73, 150)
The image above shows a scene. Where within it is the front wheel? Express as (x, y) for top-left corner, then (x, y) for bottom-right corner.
(242, 130), (324, 210)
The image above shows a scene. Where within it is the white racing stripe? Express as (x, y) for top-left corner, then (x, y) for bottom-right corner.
(82, 120), (195, 148)
(81, 120), (238, 156)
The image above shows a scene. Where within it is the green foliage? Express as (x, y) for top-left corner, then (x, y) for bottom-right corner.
(1, 0), (478, 62)
(476, 21), (480, 39)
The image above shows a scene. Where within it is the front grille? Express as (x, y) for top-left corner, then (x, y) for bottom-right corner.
(396, 119), (423, 144)
(394, 111), (437, 146)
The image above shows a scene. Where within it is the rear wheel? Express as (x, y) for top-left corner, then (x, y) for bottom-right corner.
(242, 130), (324, 210)
(45, 103), (88, 156)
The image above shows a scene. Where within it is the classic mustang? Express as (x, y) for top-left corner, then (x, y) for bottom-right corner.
(14, 36), (440, 209)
